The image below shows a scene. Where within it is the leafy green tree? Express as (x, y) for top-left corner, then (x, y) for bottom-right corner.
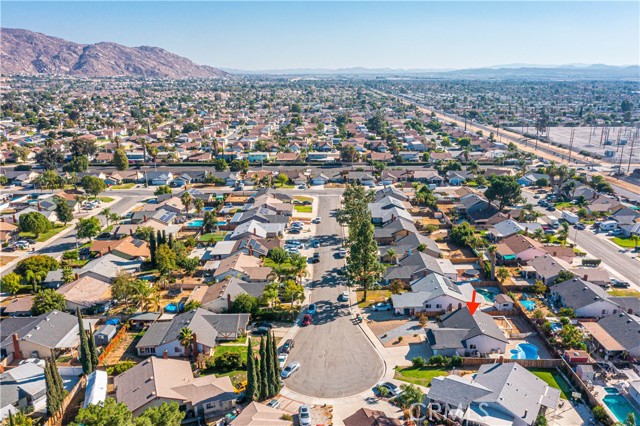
(194, 198), (205, 214)
(76, 217), (101, 241)
(135, 226), (155, 242)
(155, 243), (177, 276)
(72, 398), (133, 426)
(38, 170), (64, 190)
(246, 338), (258, 401)
(261, 282), (280, 309)
(450, 222), (476, 247)
(36, 147), (64, 170)
(136, 402), (185, 426)
(71, 139), (98, 158)
(230, 293), (259, 314)
(8, 412), (33, 426)
(1, 272), (22, 296)
(214, 158), (227, 171)
(88, 330), (99, 371)
(154, 185), (172, 196)
(177, 256), (199, 275)
(63, 155), (89, 173)
(62, 266), (75, 283)
(203, 211), (217, 233)
(55, 199), (74, 225)
(229, 159), (249, 173)
(32, 289), (66, 315)
(484, 175), (522, 211)
(269, 331), (281, 396)
(80, 175), (106, 198)
(19, 211), (52, 238)
(396, 384), (424, 408)
(15, 255), (59, 277)
(345, 211), (385, 301)
(113, 149), (129, 171)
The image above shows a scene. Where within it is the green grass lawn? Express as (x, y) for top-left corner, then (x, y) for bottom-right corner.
(294, 196), (314, 203)
(109, 183), (136, 190)
(199, 232), (227, 242)
(554, 202), (572, 209)
(214, 345), (247, 362)
(216, 370), (247, 388)
(19, 224), (69, 242)
(394, 366), (450, 387)
(62, 259), (90, 268)
(610, 237), (639, 248)
(529, 369), (572, 399)
(294, 205), (312, 213)
(98, 197), (115, 203)
(608, 289), (640, 298)
(220, 336), (248, 345)
(275, 183), (295, 189)
(356, 289), (392, 308)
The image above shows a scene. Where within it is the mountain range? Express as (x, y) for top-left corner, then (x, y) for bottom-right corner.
(2, 28), (637, 80)
(0, 28), (227, 79)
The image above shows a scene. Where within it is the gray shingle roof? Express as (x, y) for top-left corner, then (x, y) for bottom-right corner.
(551, 278), (613, 310)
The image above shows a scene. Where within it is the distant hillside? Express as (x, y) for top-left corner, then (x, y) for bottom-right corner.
(1, 28), (227, 79)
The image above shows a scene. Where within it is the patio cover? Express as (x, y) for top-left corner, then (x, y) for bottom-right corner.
(581, 322), (625, 351)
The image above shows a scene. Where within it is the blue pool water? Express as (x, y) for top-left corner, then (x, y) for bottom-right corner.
(475, 288), (499, 303)
(203, 207), (215, 211)
(217, 221), (228, 226)
(521, 300), (536, 311)
(510, 343), (540, 359)
(603, 395), (640, 425)
(551, 322), (563, 332)
(605, 387), (620, 395)
(187, 219), (204, 227)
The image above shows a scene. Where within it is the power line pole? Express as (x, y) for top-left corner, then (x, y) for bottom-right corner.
(568, 128), (575, 164)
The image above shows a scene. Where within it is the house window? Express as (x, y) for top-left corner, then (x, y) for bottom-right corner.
(175, 347), (181, 353)
(436, 304), (442, 309)
(206, 403), (214, 409)
(602, 310), (607, 315)
(469, 344), (477, 349)
(425, 304), (432, 309)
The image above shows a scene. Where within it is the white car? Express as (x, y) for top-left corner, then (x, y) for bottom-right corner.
(313, 217), (321, 224)
(19, 358), (45, 368)
(299, 405), (311, 426)
(281, 361), (300, 378)
(338, 248), (347, 258)
(339, 291), (349, 301)
(372, 302), (392, 311)
(278, 354), (288, 368)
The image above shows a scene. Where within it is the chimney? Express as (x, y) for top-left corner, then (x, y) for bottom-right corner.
(129, 229), (133, 236)
(13, 214), (17, 223)
(12, 334), (22, 360)
(143, 215), (147, 222)
(163, 350), (168, 359)
(75, 273), (79, 280)
(248, 246), (253, 256)
(253, 227), (256, 236)
(227, 294), (232, 311)
(108, 246), (112, 254)
(37, 202), (41, 211)
(553, 251), (557, 256)
(192, 333), (199, 358)
(584, 274), (588, 280)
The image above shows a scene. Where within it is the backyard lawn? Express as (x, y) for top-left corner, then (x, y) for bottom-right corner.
(356, 289), (392, 308)
(19, 224), (69, 242)
(214, 345), (247, 362)
(394, 366), (450, 387)
(610, 237), (639, 249)
(608, 288), (640, 298)
(529, 368), (572, 399)
(199, 232), (227, 242)
(553, 202), (573, 209)
(98, 196), (115, 203)
(294, 205), (312, 213)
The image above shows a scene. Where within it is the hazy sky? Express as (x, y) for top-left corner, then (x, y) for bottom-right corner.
(2, 1), (639, 70)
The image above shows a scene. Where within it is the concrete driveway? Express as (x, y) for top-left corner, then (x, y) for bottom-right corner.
(284, 193), (385, 398)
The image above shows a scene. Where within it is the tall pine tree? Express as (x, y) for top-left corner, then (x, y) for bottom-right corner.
(162, 230), (167, 245)
(77, 308), (92, 374)
(168, 233), (174, 249)
(7, 411), (15, 426)
(270, 332), (281, 395)
(259, 337), (268, 401)
(45, 358), (62, 417)
(88, 331), (99, 371)
(156, 230), (163, 246)
(265, 332), (274, 397)
(246, 338), (257, 402)
(150, 232), (157, 266)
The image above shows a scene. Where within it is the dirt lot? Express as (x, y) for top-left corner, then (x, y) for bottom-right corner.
(366, 313), (411, 336)
(101, 331), (143, 366)
(0, 255), (18, 267)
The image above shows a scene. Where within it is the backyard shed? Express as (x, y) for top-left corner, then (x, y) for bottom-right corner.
(94, 324), (117, 346)
(576, 364), (595, 382)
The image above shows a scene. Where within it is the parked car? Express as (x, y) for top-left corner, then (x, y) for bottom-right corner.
(299, 405), (311, 426)
(611, 279), (630, 288)
(307, 304), (317, 315)
(301, 314), (313, 326)
(313, 217), (321, 224)
(278, 354), (288, 369)
(253, 327), (270, 335)
(254, 322), (274, 329)
(546, 206), (556, 211)
(312, 252), (320, 263)
(288, 228), (301, 234)
(266, 400), (281, 409)
(376, 382), (401, 396)
(96, 232), (112, 240)
(280, 339), (294, 353)
(574, 223), (586, 230)
(281, 362), (300, 378)
(339, 291), (349, 302)
(338, 248), (347, 258)
(372, 302), (392, 311)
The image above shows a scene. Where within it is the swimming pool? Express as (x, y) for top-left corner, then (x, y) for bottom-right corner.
(475, 288), (498, 303)
(510, 343), (540, 359)
(186, 219), (204, 227)
(551, 322), (563, 332)
(217, 221), (228, 226)
(605, 387), (620, 395)
(521, 300), (536, 311)
(203, 207), (215, 211)
(603, 395), (640, 425)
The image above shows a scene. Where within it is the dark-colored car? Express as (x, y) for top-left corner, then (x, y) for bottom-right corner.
(280, 339), (294, 353)
(301, 314), (313, 326)
(254, 322), (274, 329)
(546, 205), (556, 211)
(96, 232), (112, 240)
(253, 327), (270, 335)
(611, 279), (630, 289)
(312, 252), (320, 263)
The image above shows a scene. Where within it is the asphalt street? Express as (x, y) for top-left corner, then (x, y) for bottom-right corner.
(284, 193), (385, 398)
(521, 191), (640, 288)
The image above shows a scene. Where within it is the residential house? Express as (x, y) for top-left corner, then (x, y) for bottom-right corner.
(343, 409), (401, 426)
(77, 253), (143, 283)
(230, 402), (292, 426)
(114, 357), (237, 419)
(210, 253), (272, 282)
(136, 308), (250, 357)
(550, 278), (620, 318)
(384, 252), (457, 285)
(187, 278), (269, 313)
(90, 236), (150, 260)
(529, 255), (570, 285)
(0, 363), (47, 420)
(581, 312), (640, 358)
(427, 363), (560, 426)
(57, 276), (113, 313)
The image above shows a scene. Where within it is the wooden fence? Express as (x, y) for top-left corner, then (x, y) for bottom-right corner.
(461, 357), (563, 369)
(44, 375), (86, 426)
(98, 324), (129, 364)
(449, 257), (480, 264)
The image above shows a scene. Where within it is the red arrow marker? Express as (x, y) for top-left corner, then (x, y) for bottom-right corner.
(467, 290), (480, 315)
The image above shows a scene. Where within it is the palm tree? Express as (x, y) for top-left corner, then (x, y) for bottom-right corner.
(487, 245), (497, 281)
(289, 254), (309, 284)
(179, 327), (194, 359)
(387, 248), (397, 264)
(180, 192), (193, 214)
(376, 384), (390, 400)
(194, 198), (205, 215)
(533, 228), (544, 241)
(101, 208), (112, 227)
